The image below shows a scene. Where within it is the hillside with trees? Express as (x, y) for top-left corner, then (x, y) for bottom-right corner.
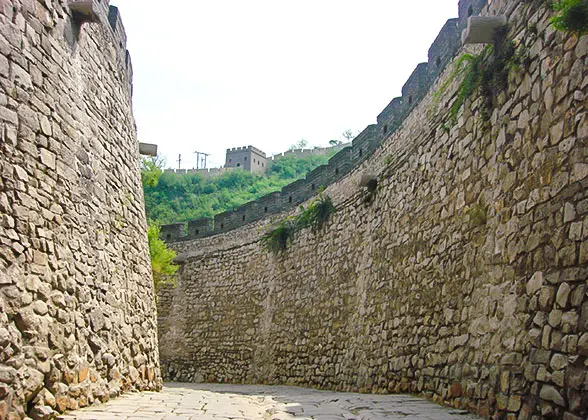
(142, 153), (335, 225)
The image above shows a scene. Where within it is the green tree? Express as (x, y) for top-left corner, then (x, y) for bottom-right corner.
(141, 155), (164, 187)
(147, 224), (179, 292)
(289, 138), (309, 150)
(341, 129), (355, 143)
(142, 153), (336, 225)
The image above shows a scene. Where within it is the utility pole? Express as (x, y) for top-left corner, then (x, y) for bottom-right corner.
(194, 151), (210, 170)
(177, 154), (182, 170)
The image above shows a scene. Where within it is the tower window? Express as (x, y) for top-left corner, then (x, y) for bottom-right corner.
(242, 215), (246, 221)
(311, 184), (315, 191)
(264, 207), (268, 213)
(220, 223), (224, 229)
(335, 168), (339, 175)
(384, 125), (388, 134)
(195, 229), (199, 235)
(289, 196), (292, 203)
(468, 5), (473, 16)
(237, 163), (240, 167)
(436, 57), (441, 67)
(244, 157), (247, 161)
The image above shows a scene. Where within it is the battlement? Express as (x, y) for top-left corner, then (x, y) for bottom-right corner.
(161, 1), (491, 243)
(227, 145), (267, 157)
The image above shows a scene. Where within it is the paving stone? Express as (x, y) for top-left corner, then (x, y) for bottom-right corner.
(58, 383), (483, 419)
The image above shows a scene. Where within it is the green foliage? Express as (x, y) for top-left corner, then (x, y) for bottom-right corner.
(261, 219), (296, 256)
(142, 153), (333, 225)
(448, 51), (486, 123)
(141, 156), (164, 188)
(289, 139), (309, 150)
(552, 0), (588, 34)
(262, 193), (336, 256)
(147, 224), (179, 291)
(467, 201), (488, 227)
(439, 32), (526, 125)
(296, 194), (336, 233)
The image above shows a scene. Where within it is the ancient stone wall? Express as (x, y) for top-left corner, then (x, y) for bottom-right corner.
(159, 0), (588, 418)
(159, 0), (489, 242)
(0, 1), (161, 418)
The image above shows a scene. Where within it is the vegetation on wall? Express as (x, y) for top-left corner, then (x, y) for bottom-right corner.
(142, 153), (334, 225)
(467, 201), (488, 227)
(262, 193), (336, 256)
(260, 219), (296, 255)
(434, 29), (527, 126)
(147, 224), (179, 291)
(551, 0), (588, 34)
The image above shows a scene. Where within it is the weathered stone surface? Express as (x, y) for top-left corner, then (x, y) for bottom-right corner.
(539, 385), (565, 406)
(158, 3), (588, 420)
(0, 1), (161, 418)
(61, 383), (483, 419)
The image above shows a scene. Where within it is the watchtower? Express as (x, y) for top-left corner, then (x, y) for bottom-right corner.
(225, 145), (268, 174)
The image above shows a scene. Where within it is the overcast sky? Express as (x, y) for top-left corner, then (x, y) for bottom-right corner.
(117, 1), (458, 169)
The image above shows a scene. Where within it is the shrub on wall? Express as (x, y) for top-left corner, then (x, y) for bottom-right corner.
(296, 194), (336, 233)
(261, 219), (296, 256)
(262, 194), (336, 255)
(552, 0), (588, 34)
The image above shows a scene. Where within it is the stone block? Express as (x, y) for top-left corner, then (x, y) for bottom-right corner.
(462, 16), (508, 45)
(138, 143), (157, 157)
(69, 0), (102, 24)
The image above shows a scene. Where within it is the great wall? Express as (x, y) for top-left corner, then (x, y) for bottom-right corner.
(159, 0), (588, 418)
(0, 1), (160, 418)
(0, 0), (587, 419)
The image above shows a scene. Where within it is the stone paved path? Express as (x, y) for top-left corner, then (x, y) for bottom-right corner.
(58, 383), (482, 419)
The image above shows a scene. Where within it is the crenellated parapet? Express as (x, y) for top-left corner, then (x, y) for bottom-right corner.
(161, 1), (491, 242)
(458, 0), (489, 29)
(107, 5), (133, 93)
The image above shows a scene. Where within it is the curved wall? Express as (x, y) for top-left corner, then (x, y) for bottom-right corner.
(159, 0), (588, 418)
(0, 1), (161, 418)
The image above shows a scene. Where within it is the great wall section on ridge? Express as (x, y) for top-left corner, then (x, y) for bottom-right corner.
(0, 1), (161, 418)
(159, 0), (588, 419)
(158, 0), (483, 242)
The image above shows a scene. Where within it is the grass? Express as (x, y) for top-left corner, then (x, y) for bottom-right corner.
(552, 0), (588, 34)
(261, 194), (336, 256)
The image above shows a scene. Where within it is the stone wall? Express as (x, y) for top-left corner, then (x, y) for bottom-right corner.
(158, 0), (588, 418)
(159, 0), (489, 242)
(0, 1), (161, 418)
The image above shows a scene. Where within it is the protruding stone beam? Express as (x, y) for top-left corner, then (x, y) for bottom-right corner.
(69, 0), (102, 24)
(139, 143), (158, 157)
(461, 16), (507, 44)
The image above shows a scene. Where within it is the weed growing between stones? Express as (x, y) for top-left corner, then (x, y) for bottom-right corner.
(434, 29), (527, 127)
(551, 0), (588, 34)
(261, 194), (336, 255)
(261, 219), (296, 256)
(466, 200), (488, 227)
(297, 194), (336, 233)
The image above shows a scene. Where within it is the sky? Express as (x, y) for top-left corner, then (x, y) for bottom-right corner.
(117, 1), (459, 169)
